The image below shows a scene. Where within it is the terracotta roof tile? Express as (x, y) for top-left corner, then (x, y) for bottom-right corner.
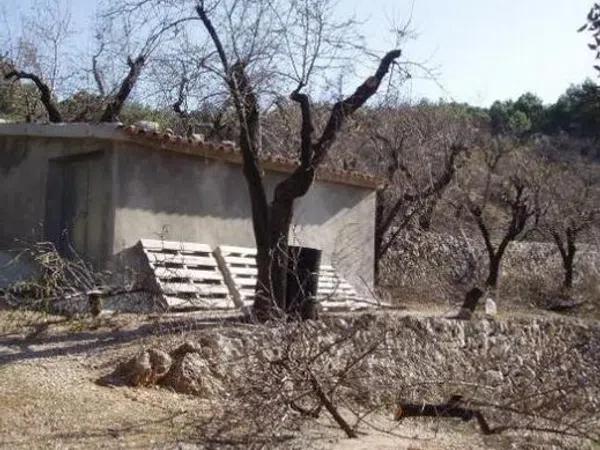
(120, 125), (382, 189)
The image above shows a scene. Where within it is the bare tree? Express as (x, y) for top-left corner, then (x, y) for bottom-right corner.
(540, 162), (599, 292)
(0, 0), (73, 122)
(187, 0), (401, 319)
(1, 0), (196, 123)
(360, 103), (471, 279)
(455, 139), (543, 317)
(3, 60), (63, 122)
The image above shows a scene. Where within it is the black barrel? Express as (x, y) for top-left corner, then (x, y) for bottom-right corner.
(286, 246), (322, 320)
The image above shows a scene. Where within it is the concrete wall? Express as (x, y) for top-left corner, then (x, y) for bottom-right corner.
(0, 134), (114, 267)
(112, 143), (375, 289)
(0, 126), (376, 289)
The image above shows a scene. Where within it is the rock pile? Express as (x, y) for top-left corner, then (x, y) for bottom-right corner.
(98, 340), (224, 396)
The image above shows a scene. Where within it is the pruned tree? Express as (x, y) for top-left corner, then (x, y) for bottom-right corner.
(184, 0), (401, 319)
(0, 0), (73, 122)
(0, 0), (196, 123)
(454, 139), (543, 318)
(540, 162), (599, 292)
(3, 60), (64, 122)
(360, 103), (472, 278)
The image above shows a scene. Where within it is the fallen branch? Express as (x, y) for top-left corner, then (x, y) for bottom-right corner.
(309, 372), (357, 438)
(395, 395), (503, 435)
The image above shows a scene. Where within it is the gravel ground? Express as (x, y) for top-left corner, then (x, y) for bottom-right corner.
(0, 308), (597, 449)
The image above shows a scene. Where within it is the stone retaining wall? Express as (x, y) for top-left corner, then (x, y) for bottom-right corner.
(379, 231), (600, 304)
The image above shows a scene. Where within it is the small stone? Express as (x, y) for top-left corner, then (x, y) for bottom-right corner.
(100, 348), (172, 387)
(133, 120), (160, 132)
(485, 298), (497, 317)
(147, 349), (172, 382)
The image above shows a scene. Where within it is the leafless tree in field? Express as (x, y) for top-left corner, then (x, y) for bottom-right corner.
(106, 0), (401, 319)
(361, 103), (472, 279)
(540, 161), (600, 293)
(453, 139), (544, 318)
(0, 0), (196, 122)
(193, 0), (401, 319)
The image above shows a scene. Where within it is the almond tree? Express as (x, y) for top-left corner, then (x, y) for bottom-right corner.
(362, 103), (471, 277)
(192, 0), (400, 319)
(0, 0), (193, 123)
(114, 0), (402, 319)
(541, 162), (599, 292)
(455, 139), (543, 318)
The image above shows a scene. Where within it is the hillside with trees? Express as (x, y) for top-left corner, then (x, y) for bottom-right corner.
(0, 2), (599, 448)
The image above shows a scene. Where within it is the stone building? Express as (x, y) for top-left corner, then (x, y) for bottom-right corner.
(0, 123), (379, 292)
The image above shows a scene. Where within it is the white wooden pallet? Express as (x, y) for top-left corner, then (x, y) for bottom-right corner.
(140, 239), (234, 310)
(214, 245), (370, 311)
(316, 264), (371, 311)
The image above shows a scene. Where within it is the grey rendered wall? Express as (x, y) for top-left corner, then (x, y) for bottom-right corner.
(112, 143), (375, 289)
(0, 135), (114, 267)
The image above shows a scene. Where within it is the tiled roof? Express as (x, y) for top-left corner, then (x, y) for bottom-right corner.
(120, 125), (382, 189)
(0, 122), (382, 189)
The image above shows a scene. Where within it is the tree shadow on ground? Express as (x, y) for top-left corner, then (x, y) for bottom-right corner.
(0, 313), (247, 365)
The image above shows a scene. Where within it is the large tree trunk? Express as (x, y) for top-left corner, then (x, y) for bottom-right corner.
(460, 239), (508, 316)
(374, 190), (386, 284)
(563, 255), (574, 290)
(485, 254), (502, 289)
(553, 229), (577, 291)
(196, 3), (401, 320)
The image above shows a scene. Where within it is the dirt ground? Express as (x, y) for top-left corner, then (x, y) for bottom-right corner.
(0, 306), (594, 449)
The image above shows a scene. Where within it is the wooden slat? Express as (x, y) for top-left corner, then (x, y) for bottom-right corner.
(164, 296), (233, 309)
(153, 267), (186, 278)
(180, 255), (218, 267)
(162, 283), (229, 296)
(186, 269), (223, 281)
(224, 256), (257, 266)
(141, 239), (210, 253)
(154, 268), (223, 281)
(228, 266), (258, 276)
(161, 283), (198, 294)
(146, 252), (184, 263)
(218, 245), (257, 256)
(178, 242), (213, 253)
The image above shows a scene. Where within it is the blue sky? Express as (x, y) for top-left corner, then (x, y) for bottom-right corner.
(344, 0), (597, 106)
(2, 0), (597, 107)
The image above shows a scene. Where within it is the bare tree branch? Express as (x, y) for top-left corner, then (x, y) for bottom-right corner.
(5, 68), (62, 122)
(100, 55), (145, 122)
